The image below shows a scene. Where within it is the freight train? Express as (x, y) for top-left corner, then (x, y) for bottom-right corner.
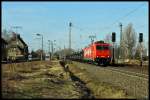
(66, 41), (112, 65)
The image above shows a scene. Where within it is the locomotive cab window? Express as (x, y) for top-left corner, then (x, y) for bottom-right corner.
(96, 45), (109, 50)
(104, 46), (109, 50)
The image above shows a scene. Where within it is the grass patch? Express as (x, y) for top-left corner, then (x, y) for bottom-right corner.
(8, 73), (29, 81)
(2, 60), (84, 99)
(68, 63), (128, 99)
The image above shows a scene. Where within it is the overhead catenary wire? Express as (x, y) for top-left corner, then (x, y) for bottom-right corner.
(100, 3), (146, 34)
(74, 3), (146, 33)
(110, 3), (145, 26)
(67, 3), (146, 50)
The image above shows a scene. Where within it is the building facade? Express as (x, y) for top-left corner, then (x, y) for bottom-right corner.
(1, 38), (8, 61)
(7, 32), (28, 61)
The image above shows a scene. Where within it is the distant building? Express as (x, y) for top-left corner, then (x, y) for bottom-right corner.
(1, 38), (8, 61)
(7, 32), (28, 61)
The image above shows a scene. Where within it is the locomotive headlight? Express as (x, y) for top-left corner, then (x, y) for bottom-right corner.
(108, 56), (109, 57)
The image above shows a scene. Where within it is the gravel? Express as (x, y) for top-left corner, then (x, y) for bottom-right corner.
(71, 61), (148, 99)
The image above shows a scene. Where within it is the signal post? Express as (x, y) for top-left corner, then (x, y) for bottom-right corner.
(112, 32), (116, 65)
(139, 33), (143, 66)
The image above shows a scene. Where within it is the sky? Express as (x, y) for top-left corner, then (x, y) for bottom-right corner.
(2, 1), (148, 53)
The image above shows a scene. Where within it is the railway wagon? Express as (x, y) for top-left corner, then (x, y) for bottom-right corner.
(83, 41), (112, 65)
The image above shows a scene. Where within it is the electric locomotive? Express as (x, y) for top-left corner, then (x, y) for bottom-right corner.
(83, 41), (112, 65)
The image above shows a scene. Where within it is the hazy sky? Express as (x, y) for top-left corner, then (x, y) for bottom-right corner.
(2, 2), (148, 53)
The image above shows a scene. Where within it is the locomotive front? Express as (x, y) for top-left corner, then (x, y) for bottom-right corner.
(83, 41), (112, 65)
(94, 43), (112, 65)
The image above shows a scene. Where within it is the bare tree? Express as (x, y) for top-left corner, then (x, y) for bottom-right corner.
(104, 33), (112, 43)
(121, 23), (137, 59)
(134, 43), (141, 59)
(143, 42), (148, 57)
(135, 41), (147, 60)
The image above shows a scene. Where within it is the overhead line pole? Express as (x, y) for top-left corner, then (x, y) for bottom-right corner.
(69, 22), (72, 53)
(36, 33), (43, 61)
(11, 26), (22, 45)
(48, 40), (51, 60)
(119, 23), (123, 59)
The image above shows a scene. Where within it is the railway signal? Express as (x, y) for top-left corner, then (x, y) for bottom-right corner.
(139, 33), (143, 66)
(112, 32), (116, 42)
(112, 32), (116, 64)
(139, 33), (143, 43)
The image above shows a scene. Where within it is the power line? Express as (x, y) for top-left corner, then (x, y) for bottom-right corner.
(82, 3), (145, 32)
(135, 24), (147, 29)
(110, 3), (145, 26)
(95, 3), (146, 39)
(68, 3), (146, 48)
(73, 24), (90, 33)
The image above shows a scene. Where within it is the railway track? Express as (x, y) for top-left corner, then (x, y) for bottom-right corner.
(69, 60), (148, 98)
(105, 67), (148, 80)
(1, 59), (41, 64)
(72, 60), (148, 80)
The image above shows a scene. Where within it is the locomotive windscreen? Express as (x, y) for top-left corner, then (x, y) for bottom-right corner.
(96, 45), (109, 50)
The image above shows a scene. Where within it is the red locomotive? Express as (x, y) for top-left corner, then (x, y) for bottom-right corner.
(83, 41), (112, 65)
(66, 40), (112, 66)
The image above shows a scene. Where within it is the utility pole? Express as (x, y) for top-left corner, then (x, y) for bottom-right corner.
(119, 23), (123, 59)
(36, 34), (43, 61)
(11, 26), (22, 45)
(139, 33), (143, 66)
(50, 40), (56, 60)
(64, 45), (66, 61)
(42, 35), (43, 60)
(58, 46), (61, 60)
(69, 22), (72, 52)
(51, 41), (53, 60)
(11, 26), (22, 34)
(89, 35), (96, 44)
(94, 33), (97, 41)
(112, 32), (116, 64)
(12, 26), (22, 61)
(48, 40), (51, 60)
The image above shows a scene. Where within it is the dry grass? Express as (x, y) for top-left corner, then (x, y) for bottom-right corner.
(68, 63), (130, 99)
(2, 61), (83, 99)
